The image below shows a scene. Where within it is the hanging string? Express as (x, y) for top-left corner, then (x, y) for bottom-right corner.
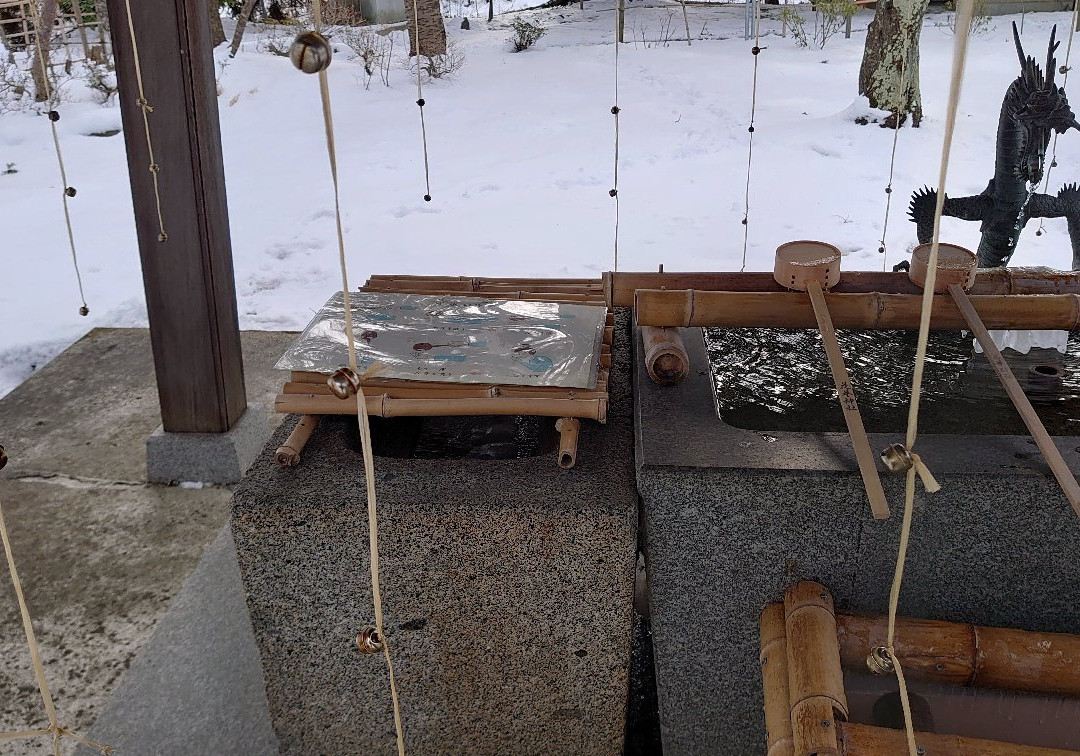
(0, 487), (112, 754)
(878, 50), (908, 272)
(309, 3), (406, 754)
(740, 0), (763, 272)
(1035, 0), (1079, 236)
(410, 0), (433, 201)
(611, 0), (622, 272)
(26, 0), (88, 317)
(884, 3), (974, 754)
(121, 0), (168, 242)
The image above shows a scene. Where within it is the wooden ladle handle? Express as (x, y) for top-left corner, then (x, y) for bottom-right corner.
(807, 282), (891, 520)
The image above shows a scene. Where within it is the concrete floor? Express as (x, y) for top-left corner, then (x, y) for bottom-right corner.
(0, 328), (294, 755)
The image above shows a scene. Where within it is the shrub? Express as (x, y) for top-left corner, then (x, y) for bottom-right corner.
(509, 18), (546, 52)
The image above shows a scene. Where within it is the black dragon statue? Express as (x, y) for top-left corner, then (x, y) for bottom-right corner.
(909, 24), (1080, 269)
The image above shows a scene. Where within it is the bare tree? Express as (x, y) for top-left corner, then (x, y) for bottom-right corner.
(408, 0), (446, 56)
(858, 0), (929, 126)
(31, 0), (58, 102)
(208, 0), (226, 46)
(230, 0), (260, 56)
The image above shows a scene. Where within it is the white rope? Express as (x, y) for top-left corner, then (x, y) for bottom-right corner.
(740, 0), (762, 272)
(1035, 0), (1079, 236)
(879, 49), (908, 271)
(886, 3), (974, 754)
(612, 0), (622, 272)
(310, 3), (406, 754)
(26, 0), (89, 316)
(410, 0), (433, 201)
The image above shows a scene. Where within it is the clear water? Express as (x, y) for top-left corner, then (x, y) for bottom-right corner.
(704, 329), (1080, 436)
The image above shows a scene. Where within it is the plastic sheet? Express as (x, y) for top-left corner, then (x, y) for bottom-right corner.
(275, 291), (607, 388)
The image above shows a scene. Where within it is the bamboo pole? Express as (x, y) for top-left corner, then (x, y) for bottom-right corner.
(633, 289), (1080, 331)
(785, 582), (847, 756)
(287, 371), (611, 396)
(760, 603), (795, 756)
(948, 285), (1080, 517)
(806, 283), (890, 520)
(604, 268), (1080, 306)
(837, 722), (1080, 756)
(556, 417), (581, 469)
(837, 613), (1080, 697)
(275, 393), (607, 422)
(641, 326), (691, 385)
(275, 414), (321, 467)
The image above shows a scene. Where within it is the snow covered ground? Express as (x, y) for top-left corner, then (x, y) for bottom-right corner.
(2, 3), (1080, 398)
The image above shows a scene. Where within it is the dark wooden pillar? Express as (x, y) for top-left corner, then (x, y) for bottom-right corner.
(105, 0), (246, 433)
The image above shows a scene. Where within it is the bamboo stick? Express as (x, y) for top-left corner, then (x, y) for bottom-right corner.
(555, 417), (581, 469)
(837, 721), (1080, 756)
(641, 326), (691, 386)
(948, 285), (1080, 517)
(275, 393), (607, 422)
(837, 613), (1080, 697)
(275, 415), (321, 467)
(282, 381), (608, 401)
(785, 582), (847, 756)
(604, 269), (1080, 307)
(359, 287), (607, 304)
(760, 603), (795, 756)
(367, 275), (602, 285)
(634, 289), (1080, 331)
(288, 369), (610, 393)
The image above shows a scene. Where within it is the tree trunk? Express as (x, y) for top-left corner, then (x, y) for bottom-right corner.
(31, 0), (58, 102)
(487, 0), (493, 22)
(229, 0), (259, 56)
(207, 0), (226, 46)
(408, 0), (446, 56)
(857, 0), (929, 127)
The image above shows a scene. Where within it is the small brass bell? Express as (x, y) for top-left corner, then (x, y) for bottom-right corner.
(866, 646), (894, 675)
(290, 31), (333, 74)
(328, 367), (360, 399)
(79, 305), (89, 316)
(880, 443), (913, 474)
(356, 626), (384, 654)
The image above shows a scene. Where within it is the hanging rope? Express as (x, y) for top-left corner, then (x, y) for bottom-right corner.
(740, 0), (763, 272)
(0, 486), (112, 754)
(26, 0), (88, 317)
(1036, 0), (1079, 236)
(410, 0), (433, 201)
(881, 4), (974, 754)
(307, 3), (406, 753)
(878, 50), (908, 272)
(611, 0), (622, 272)
(120, 0), (168, 242)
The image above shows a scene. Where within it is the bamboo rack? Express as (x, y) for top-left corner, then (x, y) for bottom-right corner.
(604, 268), (1080, 307)
(634, 289), (1080, 330)
(274, 277), (614, 469)
(761, 582), (1080, 756)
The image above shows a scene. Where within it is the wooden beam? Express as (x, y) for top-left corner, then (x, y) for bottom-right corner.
(105, 0), (246, 433)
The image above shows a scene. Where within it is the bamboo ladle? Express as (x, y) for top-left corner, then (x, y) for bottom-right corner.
(774, 241), (890, 519)
(909, 242), (1080, 518)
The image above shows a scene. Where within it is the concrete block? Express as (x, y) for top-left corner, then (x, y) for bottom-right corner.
(230, 311), (638, 754)
(635, 327), (1080, 756)
(147, 404), (272, 485)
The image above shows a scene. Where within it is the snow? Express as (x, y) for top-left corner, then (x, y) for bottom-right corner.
(3, 4), (1080, 398)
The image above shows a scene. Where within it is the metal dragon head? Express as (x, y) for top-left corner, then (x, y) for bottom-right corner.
(1009, 23), (1080, 184)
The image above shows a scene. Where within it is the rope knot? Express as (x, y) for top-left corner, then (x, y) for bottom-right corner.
(881, 443), (941, 493)
(137, 97), (153, 113)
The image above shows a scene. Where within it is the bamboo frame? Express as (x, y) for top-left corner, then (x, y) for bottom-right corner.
(603, 268), (1080, 307)
(275, 393), (607, 421)
(640, 326), (690, 386)
(761, 582), (1080, 756)
(634, 289), (1080, 330)
(275, 414), (321, 467)
(555, 417), (581, 470)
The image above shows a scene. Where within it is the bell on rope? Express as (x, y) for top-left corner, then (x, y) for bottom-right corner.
(79, 305), (89, 316)
(289, 31), (333, 74)
(328, 367), (361, 399)
(356, 626), (385, 654)
(866, 646), (894, 675)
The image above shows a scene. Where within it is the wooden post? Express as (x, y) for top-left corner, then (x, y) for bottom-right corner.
(104, 0), (247, 433)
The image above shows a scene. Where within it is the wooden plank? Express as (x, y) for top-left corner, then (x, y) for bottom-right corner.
(105, 0), (245, 432)
(634, 289), (1080, 331)
(949, 285), (1080, 517)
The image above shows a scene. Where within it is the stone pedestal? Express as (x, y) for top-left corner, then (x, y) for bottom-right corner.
(635, 326), (1080, 755)
(231, 312), (637, 754)
(147, 404), (272, 485)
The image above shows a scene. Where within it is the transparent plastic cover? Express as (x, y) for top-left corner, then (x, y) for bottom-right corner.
(275, 291), (607, 388)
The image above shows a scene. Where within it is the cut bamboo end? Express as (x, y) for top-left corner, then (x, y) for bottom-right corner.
(908, 242), (977, 293)
(274, 414), (321, 467)
(836, 612), (1080, 697)
(785, 582), (848, 721)
(555, 417), (581, 469)
(774, 240), (842, 292)
(761, 603), (795, 756)
(641, 326), (690, 385)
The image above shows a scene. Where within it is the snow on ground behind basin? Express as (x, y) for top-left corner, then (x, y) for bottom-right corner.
(2, 5), (1080, 398)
